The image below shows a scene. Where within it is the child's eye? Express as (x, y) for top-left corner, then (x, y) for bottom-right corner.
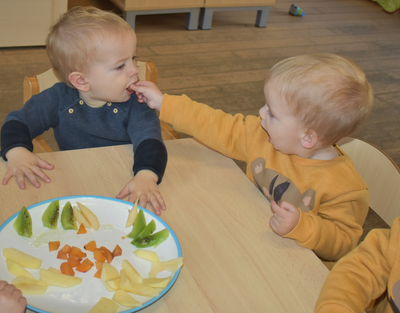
(116, 63), (125, 70)
(267, 110), (275, 118)
(132, 56), (137, 64)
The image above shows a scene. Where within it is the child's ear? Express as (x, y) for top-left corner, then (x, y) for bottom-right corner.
(68, 72), (90, 92)
(301, 129), (318, 149)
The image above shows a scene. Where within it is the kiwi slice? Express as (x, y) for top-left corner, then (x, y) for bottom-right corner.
(61, 201), (78, 230)
(13, 206), (32, 238)
(42, 200), (60, 229)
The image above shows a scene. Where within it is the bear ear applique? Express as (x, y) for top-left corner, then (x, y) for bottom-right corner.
(251, 158), (316, 212)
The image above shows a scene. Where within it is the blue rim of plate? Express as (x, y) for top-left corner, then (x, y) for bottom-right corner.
(1, 195), (182, 313)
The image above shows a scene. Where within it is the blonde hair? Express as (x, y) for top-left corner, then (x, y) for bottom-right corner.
(46, 6), (134, 87)
(265, 53), (374, 146)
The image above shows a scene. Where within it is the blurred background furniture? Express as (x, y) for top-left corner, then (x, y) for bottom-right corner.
(200, 0), (275, 29)
(23, 61), (179, 153)
(0, 0), (67, 47)
(109, 0), (203, 30)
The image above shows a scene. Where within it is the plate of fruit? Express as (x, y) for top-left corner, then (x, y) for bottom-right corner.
(0, 195), (184, 313)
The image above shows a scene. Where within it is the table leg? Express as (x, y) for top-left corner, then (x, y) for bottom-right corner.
(200, 6), (271, 30)
(255, 7), (270, 28)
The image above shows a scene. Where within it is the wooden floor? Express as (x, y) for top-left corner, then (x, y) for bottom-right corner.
(0, 0), (399, 234)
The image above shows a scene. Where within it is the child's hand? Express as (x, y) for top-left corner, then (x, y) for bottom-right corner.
(116, 170), (166, 216)
(0, 281), (27, 313)
(269, 200), (300, 236)
(130, 81), (163, 111)
(2, 147), (54, 189)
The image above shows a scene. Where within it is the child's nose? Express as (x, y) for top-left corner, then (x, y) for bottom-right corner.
(129, 61), (138, 77)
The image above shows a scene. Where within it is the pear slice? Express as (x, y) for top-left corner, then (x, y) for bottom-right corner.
(143, 277), (171, 288)
(3, 248), (42, 269)
(101, 263), (120, 291)
(126, 198), (139, 228)
(112, 289), (142, 307)
(6, 259), (37, 280)
(40, 268), (82, 288)
(76, 202), (100, 230)
(121, 259), (143, 284)
(88, 297), (119, 313)
(133, 249), (159, 262)
(72, 206), (91, 228)
(12, 277), (47, 295)
(149, 257), (184, 278)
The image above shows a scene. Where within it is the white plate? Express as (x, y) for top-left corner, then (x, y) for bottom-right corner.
(0, 196), (182, 313)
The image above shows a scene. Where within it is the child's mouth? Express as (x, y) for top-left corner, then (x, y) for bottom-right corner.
(126, 85), (134, 94)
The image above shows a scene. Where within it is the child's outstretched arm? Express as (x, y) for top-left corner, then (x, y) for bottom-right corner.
(130, 81), (163, 111)
(0, 281), (27, 313)
(2, 147), (54, 189)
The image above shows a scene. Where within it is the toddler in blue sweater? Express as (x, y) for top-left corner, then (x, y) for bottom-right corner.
(0, 7), (167, 215)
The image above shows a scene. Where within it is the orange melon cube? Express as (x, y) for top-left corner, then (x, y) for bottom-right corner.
(49, 241), (60, 251)
(60, 262), (75, 276)
(112, 244), (122, 257)
(76, 258), (94, 273)
(84, 240), (97, 252)
(77, 223), (87, 234)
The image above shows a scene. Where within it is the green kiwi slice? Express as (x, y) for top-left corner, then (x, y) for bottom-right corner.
(42, 200), (60, 229)
(13, 206), (32, 238)
(61, 201), (77, 230)
(127, 209), (146, 239)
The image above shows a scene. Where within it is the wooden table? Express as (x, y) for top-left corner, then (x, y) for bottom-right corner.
(0, 139), (328, 312)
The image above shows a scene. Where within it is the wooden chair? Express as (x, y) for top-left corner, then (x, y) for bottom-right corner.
(337, 137), (400, 227)
(23, 61), (179, 153)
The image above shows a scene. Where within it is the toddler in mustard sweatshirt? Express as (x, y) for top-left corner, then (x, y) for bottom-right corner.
(132, 53), (374, 262)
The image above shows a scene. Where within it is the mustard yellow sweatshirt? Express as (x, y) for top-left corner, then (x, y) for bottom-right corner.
(160, 94), (369, 261)
(316, 217), (400, 313)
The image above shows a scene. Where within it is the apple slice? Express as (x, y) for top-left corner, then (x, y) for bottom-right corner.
(40, 268), (82, 288)
(100, 263), (120, 292)
(125, 283), (160, 297)
(143, 277), (171, 288)
(149, 257), (184, 278)
(133, 249), (160, 262)
(112, 289), (142, 307)
(72, 206), (91, 229)
(3, 248), (42, 269)
(126, 198), (139, 228)
(12, 277), (47, 295)
(119, 269), (132, 292)
(76, 202), (100, 230)
(122, 259), (143, 284)
(88, 297), (119, 313)
(6, 259), (37, 281)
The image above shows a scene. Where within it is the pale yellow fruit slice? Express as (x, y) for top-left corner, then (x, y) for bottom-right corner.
(133, 249), (160, 262)
(48, 267), (61, 274)
(119, 269), (132, 292)
(143, 277), (171, 288)
(126, 198), (139, 228)
(149, 257), (184, 278)
(3, 248), (42, 269)
(122, 259), (143, 284)
(112, 289), (142, 307)
(12, 277), (47, 295)
(125, 284), (159, 297)
(40, 268), (82, 288)
(101, 263), (120, 292)
(106, 277), (121, 290)
(6, 258), (37, 280)
(87, 297), (119, 313)
(72, 206), (91, 228)
(76, 202), (100, 230)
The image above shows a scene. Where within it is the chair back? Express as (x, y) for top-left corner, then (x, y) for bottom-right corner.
(338, 137), (400, 226)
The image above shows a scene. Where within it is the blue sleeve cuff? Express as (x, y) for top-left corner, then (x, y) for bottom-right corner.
(1, 120), (33, 161)
(133, 139), (168, 184)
